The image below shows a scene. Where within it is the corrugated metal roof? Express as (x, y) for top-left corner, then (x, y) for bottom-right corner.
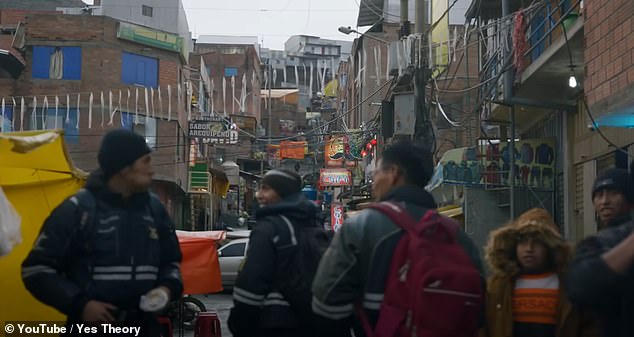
(357, 0), (385, 27)
(0, 0), (86, 11)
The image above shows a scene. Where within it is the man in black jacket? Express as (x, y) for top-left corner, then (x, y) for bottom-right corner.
(567, 167), (634, 337)
(21, 129), (183, 336)
(228, 169), (321, 337)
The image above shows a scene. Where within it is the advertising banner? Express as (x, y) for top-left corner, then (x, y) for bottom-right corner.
(320, 168), (352, 187)
(188, 118), (238, 144)
(325, 135), (345, 167)
(280, 141), (307, 159)
(331, 202), (344, 232)
(427, 138), (556, 190)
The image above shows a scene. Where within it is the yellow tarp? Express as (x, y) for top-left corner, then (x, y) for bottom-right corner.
(0, 130), (86, 321)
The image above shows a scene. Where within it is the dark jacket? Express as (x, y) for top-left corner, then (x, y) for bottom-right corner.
(21, 170), (183, 330)
(311, 186), (484, 337)
(567, 217), (634, 337)
(228, 192), (320, 337)
(481, 215), (598, 337)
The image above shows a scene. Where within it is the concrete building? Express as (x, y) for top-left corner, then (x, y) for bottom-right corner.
(0, 11), (190, 226)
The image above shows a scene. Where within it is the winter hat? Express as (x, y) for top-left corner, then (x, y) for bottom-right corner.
(592, 168), (634, 202)
(261, 169), (302, 198)
(98, 129), (151, 178)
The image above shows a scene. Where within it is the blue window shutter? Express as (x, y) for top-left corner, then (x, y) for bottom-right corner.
(136, 60), (146, 85)
(146, 57), (158, 88)
(32, 46), (52, 79)
(225, 67), (237, 77)
(62, 47), (82, 80)
(122, 52), (137, 85)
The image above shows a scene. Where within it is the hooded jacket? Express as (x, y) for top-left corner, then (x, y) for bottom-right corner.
(228, 192), (321, 337)
(567, 215), (634, 337)
(312, 186), (483, 337)
(21, 170), (183, 329)
(481, 209), (596, 337)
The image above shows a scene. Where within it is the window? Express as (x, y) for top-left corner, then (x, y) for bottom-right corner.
(29, 108), (79, 143)
(142, 5), (153, 17)
(220, 242), (245, 257)
(32, 46), (82, 80)
(224, 67), (238, 77)
(0, 106), (13, 132)
(121, 112), (157, 149)
(122, 52), (158, 88)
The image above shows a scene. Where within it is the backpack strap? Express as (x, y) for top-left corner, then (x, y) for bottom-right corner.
(368, 201), (459, 243)
(69, 188), (97, 252)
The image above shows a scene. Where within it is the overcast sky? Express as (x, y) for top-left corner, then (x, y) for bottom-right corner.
(181, 0), (362, 50)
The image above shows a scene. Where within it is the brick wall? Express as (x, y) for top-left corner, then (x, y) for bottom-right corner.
(584, 0), (634, 112)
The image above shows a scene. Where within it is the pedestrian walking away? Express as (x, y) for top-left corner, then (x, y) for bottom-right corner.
(481, 208), (598, 337)
(228, 168), (329, 337)
(21, 129), (183, 337)
(312, 140), (485, 337)
(566, 164), (634, 337)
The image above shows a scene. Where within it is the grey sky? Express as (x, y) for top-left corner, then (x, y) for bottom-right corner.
(181, 0), (362, 50)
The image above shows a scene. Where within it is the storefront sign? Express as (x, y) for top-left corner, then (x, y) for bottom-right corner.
(331, 203), (344, 232)
(325, 136), (345, 167)
(117, 22), (185, 57)
(188, 119), (238, 144)
(320, 168), (352, 187)
(280, 141), (307, 159)
(230, 115), (257, 133)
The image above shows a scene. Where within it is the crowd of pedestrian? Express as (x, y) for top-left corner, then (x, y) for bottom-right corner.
(18, 129), (634, 337)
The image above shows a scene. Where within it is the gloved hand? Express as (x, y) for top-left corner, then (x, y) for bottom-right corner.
(139, 286), (170, 312)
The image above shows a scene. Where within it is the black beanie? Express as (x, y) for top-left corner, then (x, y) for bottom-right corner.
(261, 169), (302, 198)
(98, 129), (152, 178)
(592, 168), (634, 202)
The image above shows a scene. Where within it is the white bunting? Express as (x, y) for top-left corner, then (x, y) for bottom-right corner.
(157, 86), (162, 119)
(42, 96), (48, 129)
(231, 75), (235, 115)
(31, 96), (37, 130)
(108, 91), (114, 126)
(210, 79), (214, 115)
(66, 94), (70, 123)
(76, 94), (80, 129)
(222, 77), (226, 115)
(54, 96), (59, 129)
(150, 87), (155, 118)
(144, 87), (149, 124)
(167, 85), (172, 121)
(100, 91), (104, 128)
(135, 88), (139, 124)
(11, 97), (16, 130)
(88, 92), (93, 129)
(20, 97), (25, 131)
(294, 65), (299, 88)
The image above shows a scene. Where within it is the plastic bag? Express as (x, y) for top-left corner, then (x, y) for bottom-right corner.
(0, 186), (22, 257)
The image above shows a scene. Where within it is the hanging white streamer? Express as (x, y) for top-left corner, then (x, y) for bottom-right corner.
(135, 88), (139, 124)
(186, 82), (192, 121)
(118, 90), (122, 119)
(302, 64), (307, 87)
(240, 73), (247, 112)
(54, 96), (59, 129)
(31, 96), (37, 130)
(108, 91), (114, 126)
(157, 86), (162, 119)
(20, 97), (25, 131)
(210, 79), (214, 114)
(1, 98), (4, 132)
(309, 62), (314, 98)
(88, 92), (93, 129)
(42, 96), (49, 129)
(374, 47), (380, 86)
(66, 95), (70, 123)
(150, 87), (155, 117)
(294, 65), (299, 88)
(76, 94), (80, 129)
(11, 97), (16, 130)
(386, 46), (390, 80)
(231, 75), (235, 115)
(222, 77), (226, 115)
(167, 85), (172, 121)
(100, 91), (104, 128)
(144, 87), (149, 124)
(126, 89), (131, 126)
(283, 65), (287, 85)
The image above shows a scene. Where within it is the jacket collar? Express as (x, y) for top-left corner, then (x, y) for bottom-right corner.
(379, 186), (437, 209)
(85, 169), (150, 208)
(256, 192), (320, 225)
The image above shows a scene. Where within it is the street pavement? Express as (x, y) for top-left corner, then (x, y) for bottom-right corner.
(172, 292), (233, 337)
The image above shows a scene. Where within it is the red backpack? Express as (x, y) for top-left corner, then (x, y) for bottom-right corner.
(358, 202), (483, 337)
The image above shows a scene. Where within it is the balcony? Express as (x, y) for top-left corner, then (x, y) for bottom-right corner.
(477, 0), (583, 132)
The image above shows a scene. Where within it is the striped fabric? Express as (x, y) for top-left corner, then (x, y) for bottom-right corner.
(512, 273), (560, 325)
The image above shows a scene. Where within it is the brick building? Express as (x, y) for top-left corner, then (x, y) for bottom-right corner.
(0, 11), (191, 226)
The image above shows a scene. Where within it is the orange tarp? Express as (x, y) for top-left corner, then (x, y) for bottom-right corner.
(177, 232), (224, 295)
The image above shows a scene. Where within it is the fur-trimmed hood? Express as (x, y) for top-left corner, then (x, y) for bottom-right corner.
(485, 208), (572, 277)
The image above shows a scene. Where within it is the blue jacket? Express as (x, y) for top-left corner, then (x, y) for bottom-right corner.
(21, 170), (183, 323)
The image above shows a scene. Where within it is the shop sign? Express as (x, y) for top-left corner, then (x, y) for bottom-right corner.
(230, 114), (257, 133)
(117, 22), (185, 57)
(331, 203), (344, 232)
(280, 141), (307, 159)
(188, 119), (238, 144)
(320, 168), (352, 187)
(325, 135), (345, 167)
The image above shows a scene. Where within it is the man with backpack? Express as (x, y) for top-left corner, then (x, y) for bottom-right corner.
(21, 129), (183, 336)
(312, 141), (484, 337)
(228, 168), (328, 337)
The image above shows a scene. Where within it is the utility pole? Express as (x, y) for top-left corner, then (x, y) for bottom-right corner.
(502, 0), (515, 219)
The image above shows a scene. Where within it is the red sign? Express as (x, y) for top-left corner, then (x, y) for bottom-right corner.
(331, 203), (344, 232)
(320, 168), (352, 187)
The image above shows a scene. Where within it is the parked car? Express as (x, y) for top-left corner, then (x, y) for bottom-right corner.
(218, 238), (249, 288)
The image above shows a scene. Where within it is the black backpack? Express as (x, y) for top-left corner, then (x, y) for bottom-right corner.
(275, 215), (331, 314)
